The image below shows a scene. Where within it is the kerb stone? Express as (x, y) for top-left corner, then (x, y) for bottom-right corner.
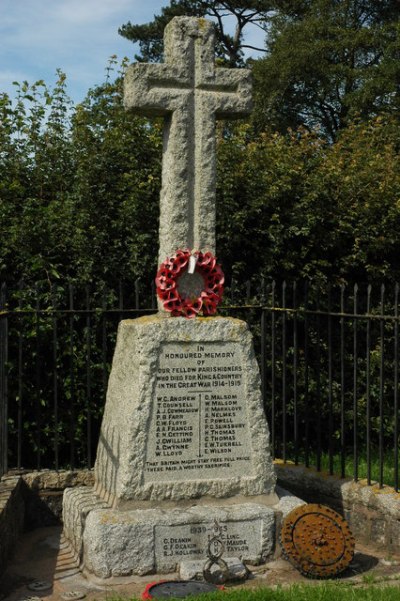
(62, 486), (108, 565)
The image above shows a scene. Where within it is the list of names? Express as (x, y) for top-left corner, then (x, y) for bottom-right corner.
(144, 342), (254, 482)
(154, 520), (262, 565)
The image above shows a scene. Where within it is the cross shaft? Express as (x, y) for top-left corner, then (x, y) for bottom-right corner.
(124, 17), (252, 264)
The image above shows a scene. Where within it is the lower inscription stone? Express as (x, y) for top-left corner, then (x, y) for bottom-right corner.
(65, 493), (276, 577)
(155, 520), (261, 566)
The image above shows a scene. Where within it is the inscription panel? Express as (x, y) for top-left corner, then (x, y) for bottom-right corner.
(155, 520), (262, 566)
(144, 341), (254, 482)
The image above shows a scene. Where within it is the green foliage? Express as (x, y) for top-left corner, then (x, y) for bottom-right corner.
(68, 65), (161, 286)
(216, 117), (400, 287)
(0, 73), (74, 283)
(1, 67), (399, 290)
(118, 0), (399, 136)
(1, 2), (399, 474)
(0, 52), (399, 473)
(0, 63), (162, 290)
(118, 0), (272, 66)
(253, 0), (400, 138)
(1, 62), (399, 294)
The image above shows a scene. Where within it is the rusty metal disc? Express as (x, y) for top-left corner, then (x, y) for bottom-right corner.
(281, 503), (355, 578)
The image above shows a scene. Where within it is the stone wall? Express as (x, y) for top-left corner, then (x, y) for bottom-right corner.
(2, 462), (400, 575)
(275, 461), (400, 554)
(21, 469), (94, 526)
(0, 476), (25, 575)
(6, 465), (400, 550)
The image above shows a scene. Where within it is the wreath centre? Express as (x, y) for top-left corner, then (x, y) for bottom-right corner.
(155, 249), (225, 318)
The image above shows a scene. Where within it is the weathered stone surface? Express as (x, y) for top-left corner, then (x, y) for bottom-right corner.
(83, 509), (154, 578)
(124, 17), (251, 264)
(94, 316), (276, 506)
(62, 487), (108, 565)
(22, 469), (94, 491)
(78, 497), (275, 577)
(153, 504), (275, 570)
(180, 557), (248, 581)
(62, 482), (306, 578)
(370, 518), (387, 546)
(274, 486), (306, 517)
(388, 519), (400, 549)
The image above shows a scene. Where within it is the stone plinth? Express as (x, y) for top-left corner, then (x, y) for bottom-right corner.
(94, 316), (276, 508)
(63, 486), (305, 579)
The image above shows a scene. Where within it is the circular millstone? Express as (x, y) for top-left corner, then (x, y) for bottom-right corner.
(27, 581), (52, 592)
(60, 592), (86, 600)
(144, 580), (219, 599)
(281, 503), (355, 578)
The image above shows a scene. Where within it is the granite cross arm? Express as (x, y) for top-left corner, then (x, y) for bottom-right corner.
(124, 17), (252, 262)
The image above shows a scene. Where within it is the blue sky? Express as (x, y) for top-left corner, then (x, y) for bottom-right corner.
(0, 1), (266, 105)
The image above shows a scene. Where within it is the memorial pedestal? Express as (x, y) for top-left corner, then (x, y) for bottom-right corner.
(63, 486), (304, 579)
(63, 316), (303, 578)
(94, 316), (276, 506)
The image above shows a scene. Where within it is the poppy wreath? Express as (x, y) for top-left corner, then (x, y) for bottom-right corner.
(155, 249), (225, 318)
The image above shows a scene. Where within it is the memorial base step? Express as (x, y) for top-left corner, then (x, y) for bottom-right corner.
(62, 486), (304, 579)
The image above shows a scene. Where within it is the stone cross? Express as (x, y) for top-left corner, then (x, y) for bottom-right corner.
(124, 17), (252, 264)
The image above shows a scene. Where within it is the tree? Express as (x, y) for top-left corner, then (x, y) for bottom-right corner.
(216, 116), (400, 287)
(0, 63), (162, 289)
(0, 74), (76, 284)
(119, 0), (273, 66)
(68, 62), (163, 288)
(1, 59), (399, 292)
(252, 0), (400, 138)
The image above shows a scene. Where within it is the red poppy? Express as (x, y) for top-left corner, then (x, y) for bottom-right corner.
(155, 249), (224, 318)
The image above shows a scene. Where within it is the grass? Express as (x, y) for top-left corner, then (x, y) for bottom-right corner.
(105, 583), (400, 601)
(279, 449), (399, 488)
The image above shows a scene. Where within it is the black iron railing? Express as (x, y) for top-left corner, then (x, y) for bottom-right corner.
(258, 282), (400, 491)
(0, 280), (399, 490)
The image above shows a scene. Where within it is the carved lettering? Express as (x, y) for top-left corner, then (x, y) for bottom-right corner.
(155, 520), (261, 566)
(143, 342), (254, 482)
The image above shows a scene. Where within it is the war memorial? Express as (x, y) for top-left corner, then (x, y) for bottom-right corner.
(62, 16), (304, 579)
